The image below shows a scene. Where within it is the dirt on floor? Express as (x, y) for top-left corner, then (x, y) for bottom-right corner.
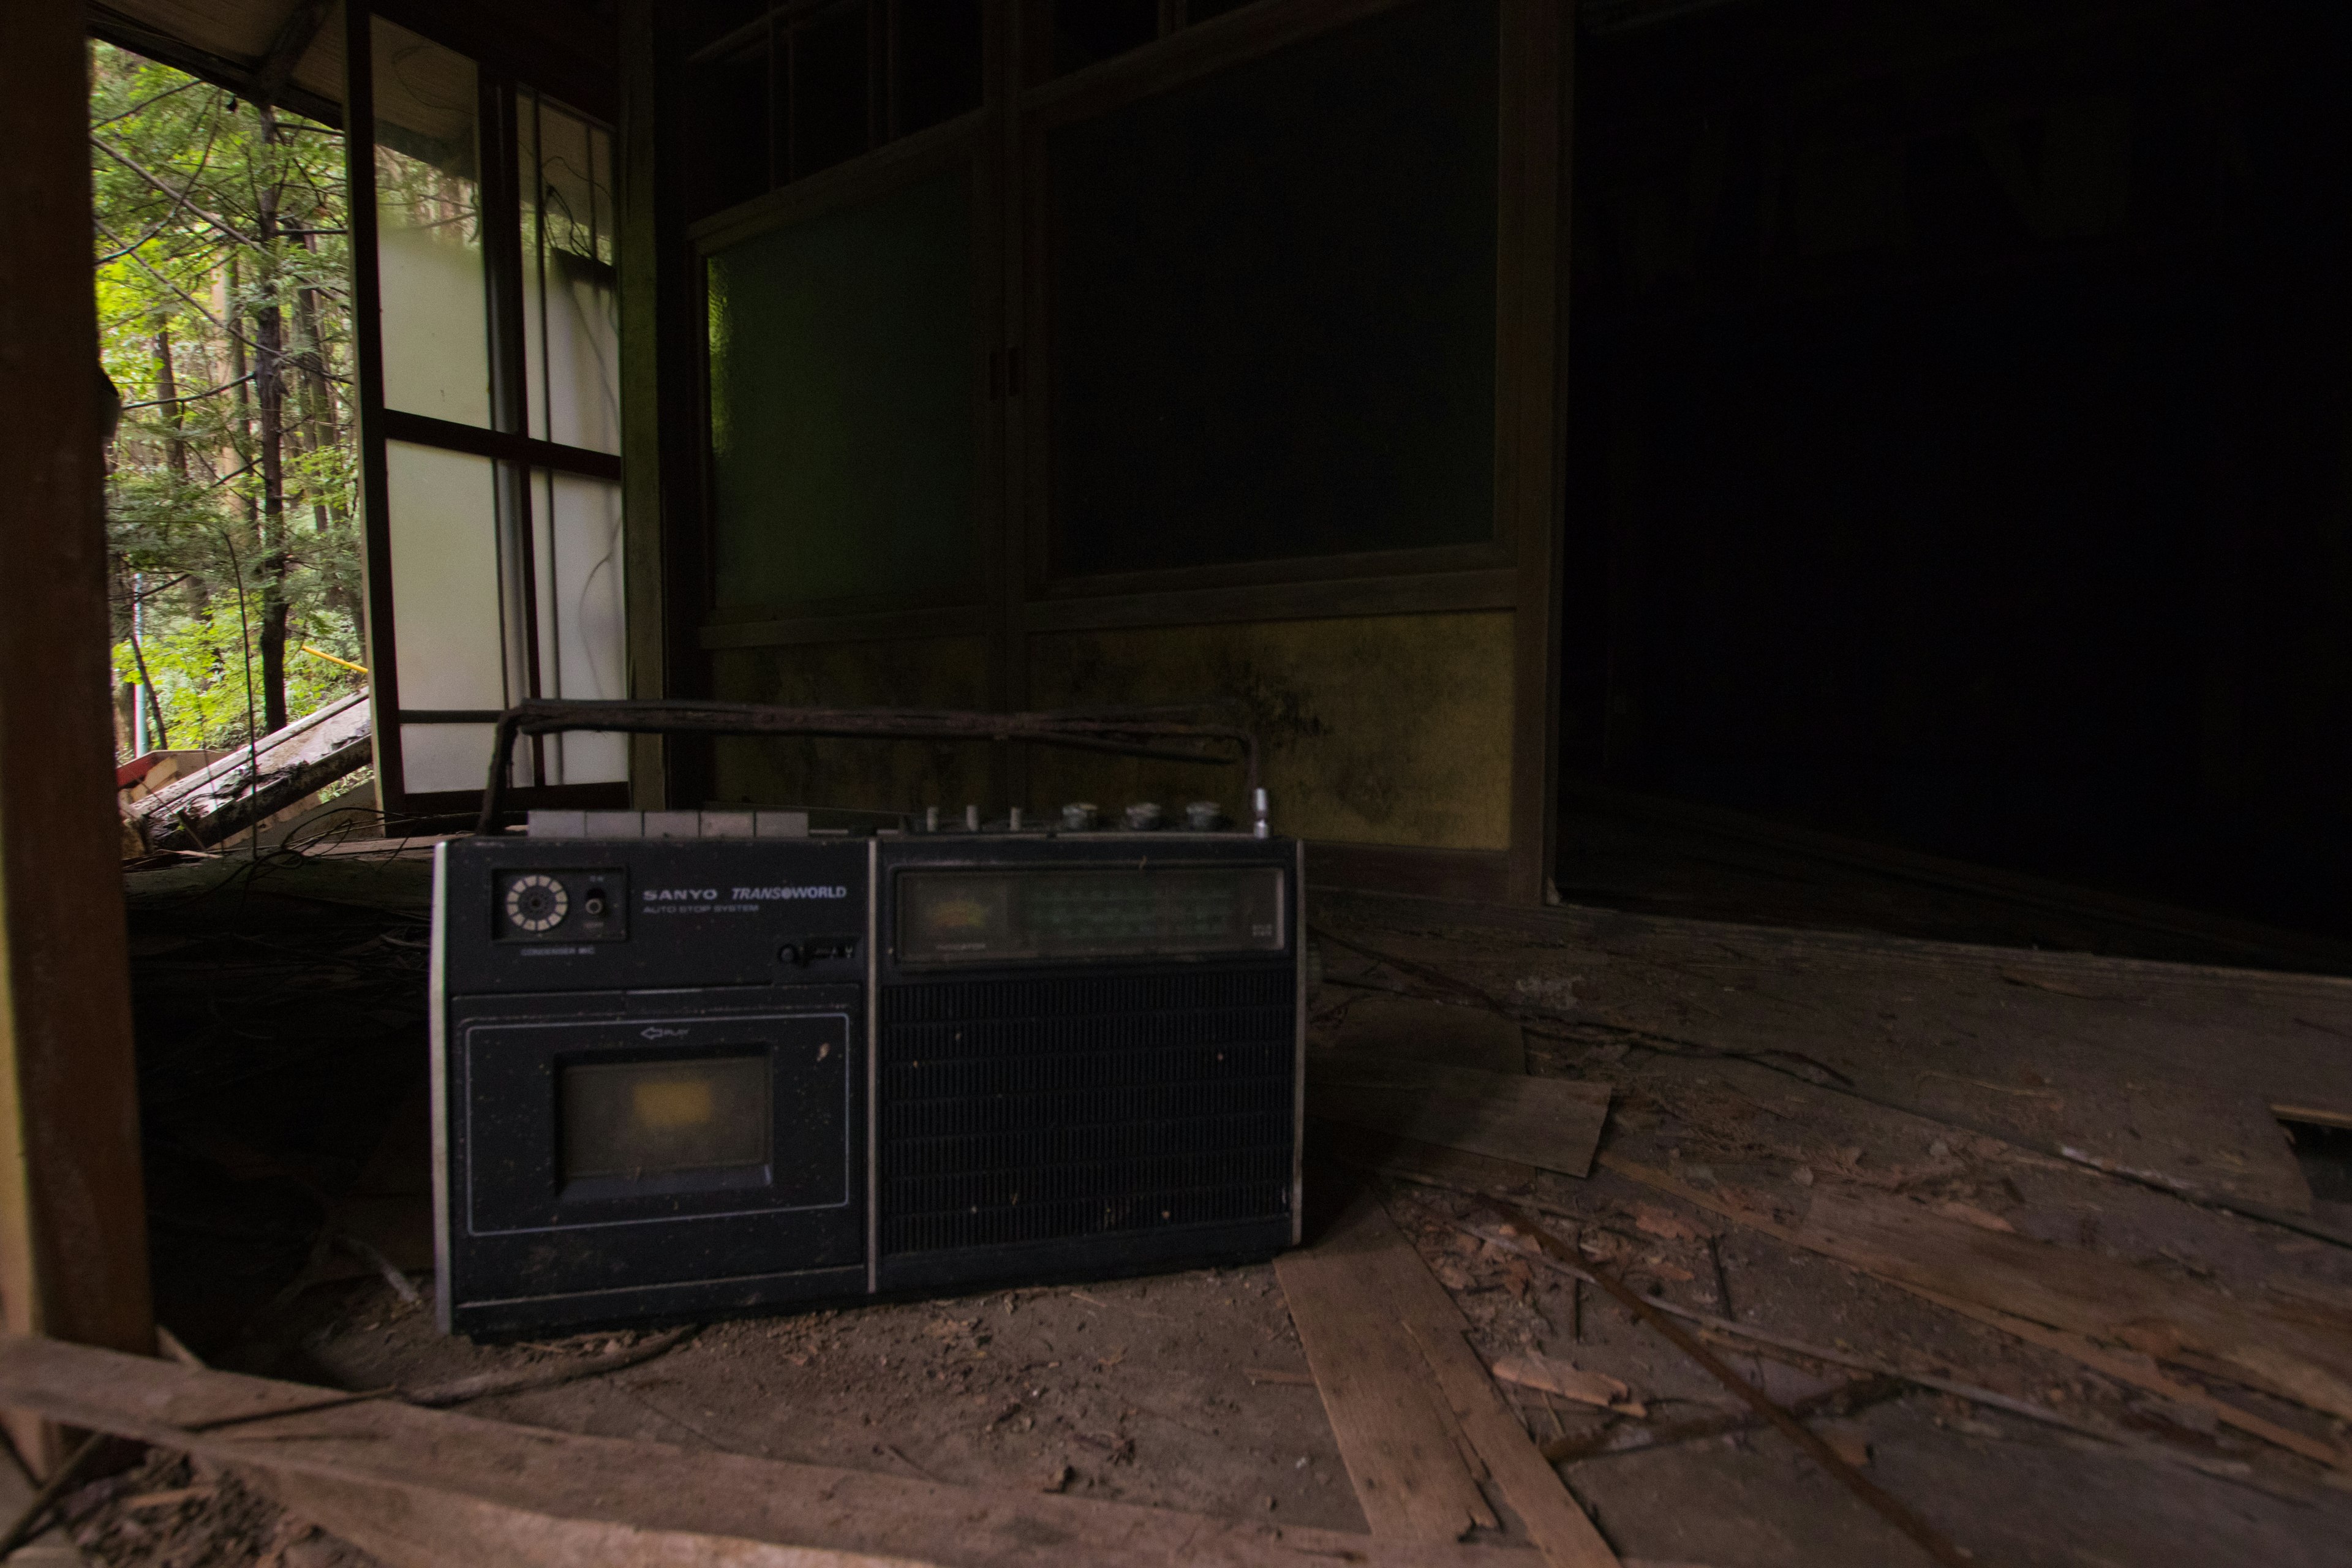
(59, 1450), (379, 1568)
(86, 848), (2352, 1567)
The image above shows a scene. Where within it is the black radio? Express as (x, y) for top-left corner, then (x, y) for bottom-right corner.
(431, 801), (1303, 1338)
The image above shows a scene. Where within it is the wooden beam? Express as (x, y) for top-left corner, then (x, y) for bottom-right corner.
(1499, 0), (1569, 907)
(619, 0), (672, 805)
(0, 1334), (1549, 1568)
(85, 4), (344, 128)
(251, 0), (337, 108)
(0, 0), (156, 1472)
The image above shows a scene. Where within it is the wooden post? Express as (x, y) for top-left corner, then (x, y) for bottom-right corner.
(1500, 0), (1570, 905)
(0, 4), (157, 1474)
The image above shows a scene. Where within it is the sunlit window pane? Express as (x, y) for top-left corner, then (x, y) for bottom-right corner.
(530, 469), (628, 784)
(374, 17), (491, 426)
(385, 440), (505, 711)
(401, 722), (500, 794)
(521, 91), (621, 454)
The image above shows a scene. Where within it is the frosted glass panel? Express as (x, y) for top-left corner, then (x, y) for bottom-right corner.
(375, 18), (491, 426)
(521, 93), (620, 454)
(531, 470), (628, 784)
(401, 723), (500, 794)
(386, 440), (505, 710)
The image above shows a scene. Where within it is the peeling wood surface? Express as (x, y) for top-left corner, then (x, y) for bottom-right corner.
(1798, 1187), (2352, 1427)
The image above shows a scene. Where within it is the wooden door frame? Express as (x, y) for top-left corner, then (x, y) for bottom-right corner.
(1, 0), (156, 1472)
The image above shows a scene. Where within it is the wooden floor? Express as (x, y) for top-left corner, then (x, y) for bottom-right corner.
(46, 840), (2352, 1567)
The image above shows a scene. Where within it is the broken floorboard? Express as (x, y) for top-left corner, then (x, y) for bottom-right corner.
(0, 1334), (1542, 1568)
(1275, 1196), (1504, 1541)
(1300, 1033), (2352, 1436)
(1600, 1155), (2352, 1472)
(1276, 1193), (1621, 1567)
(1313, 891), (2350, 1217)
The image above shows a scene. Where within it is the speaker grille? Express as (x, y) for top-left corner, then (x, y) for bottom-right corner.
(878, 968), (1295, 1256)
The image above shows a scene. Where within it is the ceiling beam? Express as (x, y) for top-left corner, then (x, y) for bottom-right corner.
(85, 2), (343, 128)
(252, 0), (338, 110)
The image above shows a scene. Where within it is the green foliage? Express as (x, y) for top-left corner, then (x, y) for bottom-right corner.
(92, 43), (362, 754)
(115, 614), (360, 754)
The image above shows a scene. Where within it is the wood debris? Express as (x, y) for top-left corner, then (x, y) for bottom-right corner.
(1601, 1154), (2352, 1474)
(1487, 1352), (1646, 1416)
(127, 690), (371, 852)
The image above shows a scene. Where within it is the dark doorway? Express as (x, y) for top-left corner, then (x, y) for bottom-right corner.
(1558, 0), (2352, 960)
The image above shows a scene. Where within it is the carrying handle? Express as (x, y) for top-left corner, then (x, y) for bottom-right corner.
(475, 698), (1262, 837)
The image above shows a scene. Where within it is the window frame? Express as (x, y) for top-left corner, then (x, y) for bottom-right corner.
(347, 2), (630, 816)
(652, 0), (1566, 901)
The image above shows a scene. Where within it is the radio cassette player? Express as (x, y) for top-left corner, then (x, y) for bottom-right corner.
(431, 800), (1304, 1338)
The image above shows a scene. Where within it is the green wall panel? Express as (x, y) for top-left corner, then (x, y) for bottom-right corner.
(706, 170), (976, 610)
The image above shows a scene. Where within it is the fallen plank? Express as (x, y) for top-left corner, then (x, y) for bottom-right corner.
(130, 691), (371, 851)
(1310, 1062), (1610, 1178)
(1319, 1120), (1540, 1194)
(1402, 1322), (1624, 1568)
(1598, 1155), (2352, 1471)
(1275, 1196), (1501, 1540)
(1280, 1195), (1621, 1566)
(0, 1334), (1541, 1568)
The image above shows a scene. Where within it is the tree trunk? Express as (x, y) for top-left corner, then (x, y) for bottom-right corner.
(255, 107), (290, 736)
(295, 230), (340, 477)
(224, 253), (265, 745)
(153, 328), (186, 480)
